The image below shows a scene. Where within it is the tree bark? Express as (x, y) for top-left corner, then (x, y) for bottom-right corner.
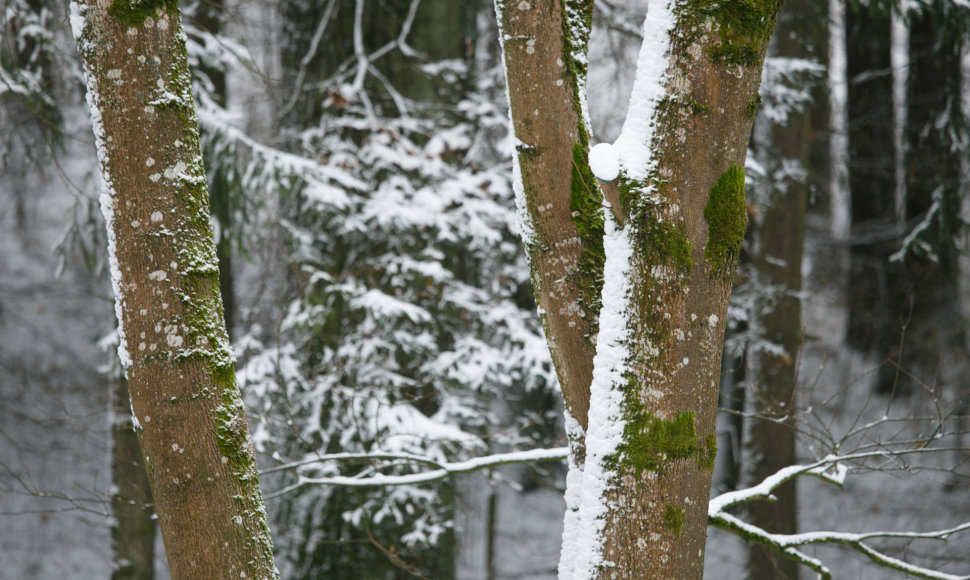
(71, 2), (278, 578)
(496, 1), (781, 578)
(112, 377), (157, 580)
(743, 4), (817, 579)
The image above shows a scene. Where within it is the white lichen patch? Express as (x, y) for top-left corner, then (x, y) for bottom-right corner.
(163, 161), (187, 180)
(707, 314), (719, 327)
(126, 27), (138, 36)
(517, 0), (530, 9)
(151, 211), (164, 222)
(526, 38), (536, 54)
(145, 157), (155, 167)
(148, 270), (168, 281)
(107, 68), (122, 79)
(149, 173), (161, 182)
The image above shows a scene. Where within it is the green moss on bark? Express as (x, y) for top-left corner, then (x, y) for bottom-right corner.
(618, 178), (692, 278)
(560, 1), (605, 340)
(681, 0), (782, 66)
(704, 165), (747, 279)
(663, 504), (687, 537)
(570, 143), (605, 338)
(744, 94), (762, 119)
(108, 0), (178, 27)
(617, 409), (701, 475)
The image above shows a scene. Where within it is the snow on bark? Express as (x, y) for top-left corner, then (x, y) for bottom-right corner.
(568, 215), (634, 579)
(558, 408), (586, 578)
(613, 0), (677, 181)
(70, 1), (131, 370)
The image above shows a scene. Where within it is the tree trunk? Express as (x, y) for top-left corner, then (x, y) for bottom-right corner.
(496, 1), (781, 577)
(192, 0), (235, 341)
(112, 377), (157, 580)
(743, 3), (817, 579)
(827, 0), (851, 344)
(71, 2), (278, 578)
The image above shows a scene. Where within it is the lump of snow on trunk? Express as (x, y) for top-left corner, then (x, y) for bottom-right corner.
(588, 142), (619, 182)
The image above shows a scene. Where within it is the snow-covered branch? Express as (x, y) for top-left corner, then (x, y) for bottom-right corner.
(710, 452), (970, 579)
(263, 447), (568, 498)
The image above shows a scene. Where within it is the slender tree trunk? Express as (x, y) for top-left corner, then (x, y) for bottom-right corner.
(828, 0), (851, 344)
(496, 1), (781, 577)
(956, 42), (970, 490)
(743, 4), (817, 579)
(891, 5), (908, 231)
(71, 2), (278, 578)
(112, 377), (157, 580)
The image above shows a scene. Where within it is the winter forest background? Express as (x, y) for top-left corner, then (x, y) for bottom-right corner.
(3, 0), (970, 578)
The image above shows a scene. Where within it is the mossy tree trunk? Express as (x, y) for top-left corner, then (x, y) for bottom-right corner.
(191, 0), (235, 341)
(495, 1), (782, 578)
(71, 2), (278, 578)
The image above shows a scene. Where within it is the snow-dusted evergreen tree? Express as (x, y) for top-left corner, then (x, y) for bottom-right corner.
(1, 0), (63, 237)
(232, 1), (558, 577)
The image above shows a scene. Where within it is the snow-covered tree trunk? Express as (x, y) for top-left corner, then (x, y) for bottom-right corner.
(496, 1), (781, 577)
(70, 2), (278, 578)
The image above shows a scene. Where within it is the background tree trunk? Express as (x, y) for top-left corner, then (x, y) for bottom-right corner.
(742, 3), (818, 579)
(111, 377), (157, 580)
(71, 2), (278, 578)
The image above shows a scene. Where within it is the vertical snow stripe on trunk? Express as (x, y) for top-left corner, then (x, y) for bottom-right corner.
(570, 215), (634, 579)
(558, 408), (586, 579)
(70, 1), (131, 371)
(614, 0), (677, 181)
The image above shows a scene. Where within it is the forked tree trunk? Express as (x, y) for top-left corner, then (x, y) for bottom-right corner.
(496, 1), (781, 577)
(71, 2), (278, 578)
